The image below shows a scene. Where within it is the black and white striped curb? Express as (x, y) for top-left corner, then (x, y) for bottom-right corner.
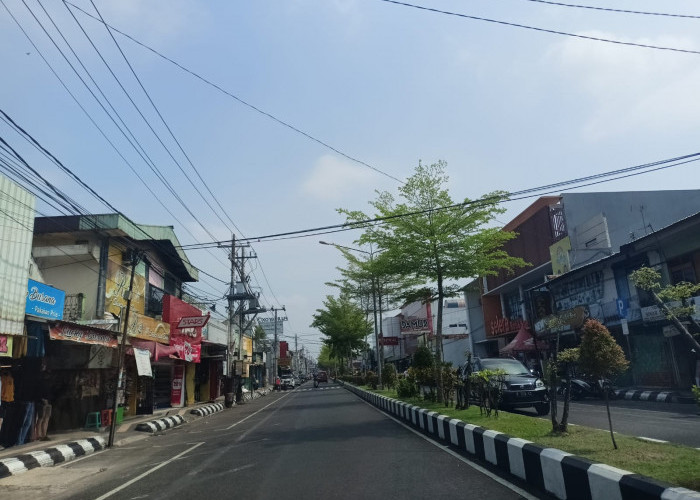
(0, 436), (106, 480)
(341, 383), (700, 500)
(190, 403), (224, 417)
(135, 415), (185, 433)
(614, 389), (678, 403)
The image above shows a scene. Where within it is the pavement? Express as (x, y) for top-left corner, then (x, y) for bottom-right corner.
(0, 386), (274, 479)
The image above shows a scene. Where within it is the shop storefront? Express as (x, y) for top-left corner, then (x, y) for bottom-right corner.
(162, 295), (204, 407)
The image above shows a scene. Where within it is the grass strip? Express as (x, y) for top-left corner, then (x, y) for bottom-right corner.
(369, 387), (700, 490)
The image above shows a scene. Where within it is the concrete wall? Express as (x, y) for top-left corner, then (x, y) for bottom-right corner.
(562, 190), (700, 270)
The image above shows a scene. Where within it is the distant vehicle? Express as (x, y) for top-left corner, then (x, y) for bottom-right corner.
(316, 371), (328, 383)
(470, 358), (550, 416)
(281, 375), (295, 390)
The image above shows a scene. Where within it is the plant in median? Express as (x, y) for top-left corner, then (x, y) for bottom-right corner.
(365, 370), (378, 389)
(692, 385), (700, 411)
(469, 368), (505, 417)
(382, 363), (397, 389)
(577, 319), (629, 450)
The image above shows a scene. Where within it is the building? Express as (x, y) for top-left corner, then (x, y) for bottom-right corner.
(29, 213), (202, 431)
(468, 190), (700, 366)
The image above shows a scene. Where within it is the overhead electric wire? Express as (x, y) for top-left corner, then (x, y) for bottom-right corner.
(80, 0), (244, 236)
(24, 0), (221, 245)
(61, 0), (238, 238)
(64, 0), (405, 185)
(0, 108), (231, 292)
(519, 0), (700, 19)
(2, 2), (232, 274)
(375, 0), (700, 56)
(176, 151), (700, 249)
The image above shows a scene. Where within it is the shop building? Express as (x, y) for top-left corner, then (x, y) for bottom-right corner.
(30, 213), (199, 430)
(466, 190), (700, 359)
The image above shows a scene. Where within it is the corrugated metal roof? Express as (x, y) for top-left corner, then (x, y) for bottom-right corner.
(0, 175), (35, 336)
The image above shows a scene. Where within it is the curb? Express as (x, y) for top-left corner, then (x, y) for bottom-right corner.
(0, 436), (106, 480)
(190, 403), (224, 417)
(134, 415), (186, 433)
(341, 383), (700, 500)
(613, 389), (698, 404)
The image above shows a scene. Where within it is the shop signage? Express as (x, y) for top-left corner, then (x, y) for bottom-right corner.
(0, 335), (13, 357)
(399, 316), (431, 335)
(534, 306), (590, 334)
(133, 348), (152, 376)
(49, 321), (118, 347)
(88, 345), (114, 368)
(177, 314), (210, 329)
(25, 279), (65, 320)
(163, 295), (203, 363)
(489, 317), (528, 336)
(127, 312), (170, 343)
(443, 334), (470, 340)
(380, 336), (399, 346)
(171, 364), (185, 407)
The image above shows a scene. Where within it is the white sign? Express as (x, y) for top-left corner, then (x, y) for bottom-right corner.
(134, 348), (152, 377)
(621, 318), (629, 336)
(177, 314), (210, 329)
(259, 319), (284, 336)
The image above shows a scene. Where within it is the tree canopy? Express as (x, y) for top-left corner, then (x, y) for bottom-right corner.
(339, 160), (528, 399)
(311, 294), (372, 368)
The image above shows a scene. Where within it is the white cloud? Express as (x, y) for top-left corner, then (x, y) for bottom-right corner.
(546, 31), (700, 141)
(301, 155), (380, 202)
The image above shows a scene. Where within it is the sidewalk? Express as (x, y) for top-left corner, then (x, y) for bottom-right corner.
(0, 387), (274, 478)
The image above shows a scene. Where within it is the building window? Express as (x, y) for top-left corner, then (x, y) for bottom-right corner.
(504, 292), (521, 320)
(668, 255), (696, 285)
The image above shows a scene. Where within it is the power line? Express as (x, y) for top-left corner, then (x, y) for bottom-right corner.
(519, 0), (700, 19)
(375, 0), (700, 56)
(176, 151), (700, 249)
(64, 0), (405, 185)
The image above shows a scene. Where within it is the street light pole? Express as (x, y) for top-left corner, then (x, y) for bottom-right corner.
(319, 241), (383, 389)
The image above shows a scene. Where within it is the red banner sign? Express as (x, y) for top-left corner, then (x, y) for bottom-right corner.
(171, 363), (185, 407)
(489, 317), (529, 337)
(380, 336), (400, 346)
(163, 295), (203, 363)
(50, 322), (118, 347)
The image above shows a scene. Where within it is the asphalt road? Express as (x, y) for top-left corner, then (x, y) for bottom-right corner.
(515, 397), (700, 447)
(0, 382), (542, 500)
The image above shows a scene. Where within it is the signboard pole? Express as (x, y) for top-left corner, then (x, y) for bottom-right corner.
(108, 251), (140, 447)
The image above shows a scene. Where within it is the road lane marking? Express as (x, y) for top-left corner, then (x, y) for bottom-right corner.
(225, 392), (291, 430)
(93, 442), (204, 500)
(361, 399), (539, 500)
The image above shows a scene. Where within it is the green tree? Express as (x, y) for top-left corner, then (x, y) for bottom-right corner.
(630, 267), (700, 354)
(311, 294), (372, 372)
(339, 160), (527, 401)
(317, 344), (333, 371)
(382, 363), (398, 389)
(578, 319), (629, 450)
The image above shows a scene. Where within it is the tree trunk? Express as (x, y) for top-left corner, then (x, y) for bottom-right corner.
(560, 376), (571, 433)
(435, 276), (445, 403)
(652, 292), (700, 353)
(604, 389), (618, 450)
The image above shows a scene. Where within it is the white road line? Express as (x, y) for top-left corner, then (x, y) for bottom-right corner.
(361, 399), (539, 500)
(225, 393), (290, 430)
(93, 442), (204, 500)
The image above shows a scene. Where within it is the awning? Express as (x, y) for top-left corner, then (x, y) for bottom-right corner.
(499, 325), (548, 355)
(127, 339), (179, 361)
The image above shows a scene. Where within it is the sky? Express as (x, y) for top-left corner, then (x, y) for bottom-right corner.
(2, 0), (700, 359)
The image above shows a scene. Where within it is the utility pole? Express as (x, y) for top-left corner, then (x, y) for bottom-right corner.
(108, 250), (140, 447)
(225, 233), (236, 408)
(270, 306), (285, 385)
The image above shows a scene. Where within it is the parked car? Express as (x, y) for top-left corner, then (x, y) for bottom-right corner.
(316, 371), (328, 383)
(471, 357), (550, 416)
(281, 375), (295, 390)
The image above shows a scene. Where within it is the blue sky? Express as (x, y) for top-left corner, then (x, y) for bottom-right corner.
(2, 0), (700, 358)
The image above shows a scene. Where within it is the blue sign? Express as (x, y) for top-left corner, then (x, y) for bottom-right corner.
(25, 279), (65, 320)
(616, 298), (628, 319)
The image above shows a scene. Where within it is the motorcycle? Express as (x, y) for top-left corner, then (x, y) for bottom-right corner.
(558, 375), (616, 400)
